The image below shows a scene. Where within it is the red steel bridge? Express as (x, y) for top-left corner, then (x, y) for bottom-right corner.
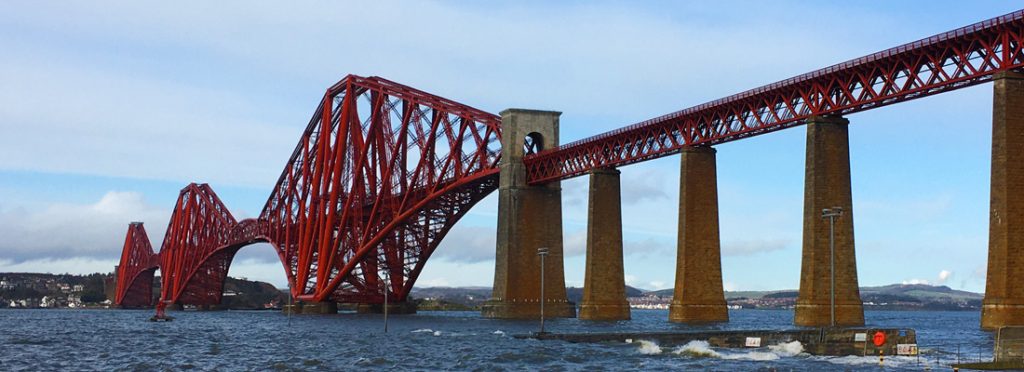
(116, 10), (1024, 309)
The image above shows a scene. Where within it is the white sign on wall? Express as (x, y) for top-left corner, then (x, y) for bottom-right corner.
(745, 337), (761, 347)
(897, 344), (919, 356)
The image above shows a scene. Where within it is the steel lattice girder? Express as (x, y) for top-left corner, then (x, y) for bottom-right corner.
(523, 10), (1024, 184)
(258, 75), (502, 303)
(113, 222), (158, 307)
(124, 74), (502, 307)
(158, 183), (240, 304)
(118, 10), (1024, 309)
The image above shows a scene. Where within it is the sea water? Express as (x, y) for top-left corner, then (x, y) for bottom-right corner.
(0, 309), (994, 370)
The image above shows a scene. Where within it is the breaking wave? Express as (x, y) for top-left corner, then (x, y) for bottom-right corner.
(671, 340), (806, 361)
(635, 340), (663, 355)
(673, 341), (720, 358)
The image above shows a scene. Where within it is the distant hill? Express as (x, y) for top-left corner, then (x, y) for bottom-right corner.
(860, 284), (982, 301)
(0, 272), (286, 310)
(409, 286), (493, 309)
(408, 283), (985, 311)
(219, 277), (288, 310)
(565, 285), (646, 304)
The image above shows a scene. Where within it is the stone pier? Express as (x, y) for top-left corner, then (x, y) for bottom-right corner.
(356, 301), (418, 315)
(983, 72), (1024, 330)
(482, 109), (576, 319)
(579, 167), (631, 321)
(669, 146), (728, 323)
(304, 301), (339, 314)
(794, 115), (864, 327)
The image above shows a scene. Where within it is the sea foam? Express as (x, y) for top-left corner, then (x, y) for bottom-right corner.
(636, 340), (663, 355)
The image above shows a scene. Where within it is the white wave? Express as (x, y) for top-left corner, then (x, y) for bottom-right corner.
(721, 351), (780, 361)
(636, 340), (663, 355)
(768, 341), (804, 356)
(813, 355), (918, 367)
(673, 341), (721, 358)
(492, 330), (506, 336)
(673, 340), (804, 361)
(410, 329), (434, 333)
(433, 331), (442, 336)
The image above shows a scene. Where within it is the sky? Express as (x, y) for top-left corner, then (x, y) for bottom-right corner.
(1, 1), (1019, 293)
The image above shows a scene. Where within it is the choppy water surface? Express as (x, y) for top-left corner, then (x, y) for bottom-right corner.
(0, 309), (994, 370)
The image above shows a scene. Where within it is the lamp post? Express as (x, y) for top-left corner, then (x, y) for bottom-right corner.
(383, 272), (390, 333)
(821, 207), (844, 327)
(537, 247), (549, 335)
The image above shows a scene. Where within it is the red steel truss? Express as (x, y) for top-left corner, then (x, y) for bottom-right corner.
(113, 222), (159, 307)
(116, 10), (1023, 310)
(524, 10), (1024, 184)
(115, 75), (501, 307)
(258, 75), (501, 303)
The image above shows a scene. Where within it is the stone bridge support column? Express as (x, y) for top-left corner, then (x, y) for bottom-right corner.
(983, 71), (1024, 330)
(794, 115), (864, 327)
(580, 167), (631, 320)
(357, 301), (417, 315)
(670, 146), (728, 323)
(482, 109), (575, 319)
(301, 301), (338, 314)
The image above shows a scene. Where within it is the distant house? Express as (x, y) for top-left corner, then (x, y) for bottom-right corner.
(40, 296), (56, 308)
(72, 284), (85, 293)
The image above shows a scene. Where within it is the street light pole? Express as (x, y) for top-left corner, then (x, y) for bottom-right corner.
(537, 247), (549, 335)
(821, 207), (844, 328)
(383, 272), (390, 333)
(287, 282), (293, 326)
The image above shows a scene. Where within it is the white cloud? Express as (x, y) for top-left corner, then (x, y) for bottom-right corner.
(564, 230), (588, 257)
(722, 239), (790, 256)
(0, 191), (167, 262)
(225, 258), (289, 288)
(415, 260), (495, 288)
(937, 269), (953, 284)
(562, 168), (669, 207)
(414, 277), (451, 288)
(621, 169), (670, 204)
(0, 257), (118, 275)
(648, 281), (667, 290)
(431, 225), (496, 263)
(902, 278), (931, 285)
(723, 282), (738, 292)
(626, 238), (672, 257)
(624, 274), (639, 287)
(0, 2), (890, 188)
(0, 49), (296, 187)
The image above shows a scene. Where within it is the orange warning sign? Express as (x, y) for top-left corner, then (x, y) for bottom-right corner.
(872, 331), (886, 347)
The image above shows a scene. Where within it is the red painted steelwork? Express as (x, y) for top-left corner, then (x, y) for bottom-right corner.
(115, 10), (1024, 310)
(113, 222), (158, 307)
(115, 75), (501, 307)
(524, 10), (1024, 184)
(258, 75), (501, 303)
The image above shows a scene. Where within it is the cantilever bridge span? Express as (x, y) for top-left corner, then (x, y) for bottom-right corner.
(116, 10), (1024, 328)
(117, 75), (502, 307)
